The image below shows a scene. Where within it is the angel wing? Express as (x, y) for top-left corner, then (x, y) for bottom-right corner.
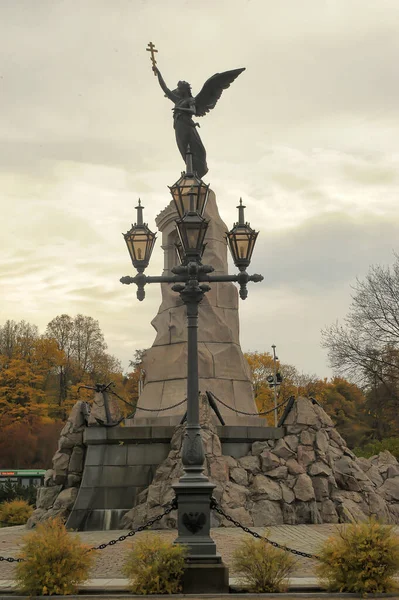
(194, 68), (245, 117)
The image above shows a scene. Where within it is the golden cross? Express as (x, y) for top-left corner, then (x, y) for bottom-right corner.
(146, 41), (158, 75)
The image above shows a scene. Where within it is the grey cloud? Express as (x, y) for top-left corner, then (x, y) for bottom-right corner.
(251, 213), (399, 289)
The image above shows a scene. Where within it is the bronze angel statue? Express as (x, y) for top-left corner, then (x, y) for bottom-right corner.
(154, 65), (245, 178)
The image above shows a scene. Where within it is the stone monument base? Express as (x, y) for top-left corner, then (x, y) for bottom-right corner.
(66, 422), (284, 531)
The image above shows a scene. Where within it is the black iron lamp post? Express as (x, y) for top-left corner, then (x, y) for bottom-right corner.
(120, 152), (263, 587)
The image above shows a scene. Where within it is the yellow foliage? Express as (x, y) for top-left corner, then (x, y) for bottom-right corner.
(15, 517), (96, 596)
(232, 536), (295, 593)
(0, 499), (33, 525)
(316, 519), (399, 595)
(122, 534), (187, 594)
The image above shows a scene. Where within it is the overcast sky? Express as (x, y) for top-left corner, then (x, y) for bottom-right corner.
(1, 0), (399, 378)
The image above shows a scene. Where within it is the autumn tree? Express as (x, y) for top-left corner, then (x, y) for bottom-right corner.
(0, 315), (126, 467)
(322, 256), (399, 438)
(245, 351), (322, 418)
(45, 314), (74, 406)
(244, 351), (368, 446)
(0, 320), (39, 359)
(45, 314), (123, 416)
(320, 377), (369, 447)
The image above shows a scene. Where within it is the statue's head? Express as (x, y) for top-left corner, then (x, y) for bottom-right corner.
(175, 80), (192, 97)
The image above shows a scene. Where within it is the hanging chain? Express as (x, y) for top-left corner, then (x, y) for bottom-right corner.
(107, 388), (187, 415)
(90, 498), (177, 551)
(0, 554), (23, 563)
(77, 383), (186, 414)
(210, 497), (319, 560)
(208, 391), (292, 417)
(0, 500), (178, 562)
(135, 399), (186, 412)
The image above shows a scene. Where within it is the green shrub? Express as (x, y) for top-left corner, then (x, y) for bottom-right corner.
(0, 499), (33, 525)
(0, 480), (38, 506)
(354, 437), (399, 460)
(122, 534), (187, 594)
(316, 519), (399, 595)
(232, 536), (295, 593)
(15, 517), (96, 595)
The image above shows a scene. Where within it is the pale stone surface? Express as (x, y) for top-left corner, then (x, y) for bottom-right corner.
(133, 191), (261, 425)
(223, 483), (249, 508)
(267, 466), (288, 479)
(28, 400), (88, 528)
(294, 474), (315, 502)
(308, 461), (332, 477)
(230, 467), (248, 487)
(260, 450), (280, 471)
(379, 477), (399, 502)
(273, 439), (295, 460)
(320, 499), (339, 523)
(300, 430), (315, 446)
(312, 477), (330, 501)
(315, 431), (329, 454)
(251, 475), (282, 501)
(286, 457), (305, 475)
(88, 392), (122, 426)
(281, 483), (295, 504)
(252, 441), (270, 456)
(53, 487), (78, 511)
(238, 455), (260, 473)
(36, 486), (63, 510)
(250, 500), (284, 526)
(297, 445), (315, 467)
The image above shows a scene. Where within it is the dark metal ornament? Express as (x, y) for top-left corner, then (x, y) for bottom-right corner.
(183, 512), (206, 534)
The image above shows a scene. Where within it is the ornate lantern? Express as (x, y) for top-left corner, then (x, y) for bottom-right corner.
(169, 146), (210, 218)
(123, 200), (157, 272)
(175, 211), (209, 262)
(226, 199), (259, 271)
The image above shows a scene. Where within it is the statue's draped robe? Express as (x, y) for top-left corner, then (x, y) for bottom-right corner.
(173, 100), (208, 178)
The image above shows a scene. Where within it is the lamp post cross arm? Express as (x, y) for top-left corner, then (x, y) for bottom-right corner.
(120, 267), (263, 301)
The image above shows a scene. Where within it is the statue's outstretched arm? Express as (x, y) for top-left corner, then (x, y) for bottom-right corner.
(154, 67), (177, 103)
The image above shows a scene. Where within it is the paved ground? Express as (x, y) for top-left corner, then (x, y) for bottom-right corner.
(0, 523), (378, 579)
(1, 522), (399, 598)
(0, 523), (398, 591)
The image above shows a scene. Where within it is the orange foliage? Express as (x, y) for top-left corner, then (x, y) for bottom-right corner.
(245, 351), (369, 446)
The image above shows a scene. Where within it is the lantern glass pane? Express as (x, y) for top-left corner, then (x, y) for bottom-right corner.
(186, 226), (200, 250)
(131, 232), (148, 260)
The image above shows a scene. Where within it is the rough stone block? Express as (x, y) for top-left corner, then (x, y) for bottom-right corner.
(69, 446), (85, 473)
(53, 487), (78, 511)
(312, 477), (329, 501)
(294, 474), (315, 502)
(251, 500), (283, 526)
(251, 475), (282, 501)
(230, 467), (248, 487)
(36, 486), (63, 510)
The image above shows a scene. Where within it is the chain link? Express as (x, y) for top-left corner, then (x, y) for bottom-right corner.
(0, 555), (23, 563)
(209, 391), (292, 417)
(90, 498), (178, 551)
(131, 398), (187, 413)
(210, 497), (319, 560)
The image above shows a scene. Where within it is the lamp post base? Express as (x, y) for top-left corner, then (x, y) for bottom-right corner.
(182, 559), (229, 594)
(173, 478), (229, 592)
